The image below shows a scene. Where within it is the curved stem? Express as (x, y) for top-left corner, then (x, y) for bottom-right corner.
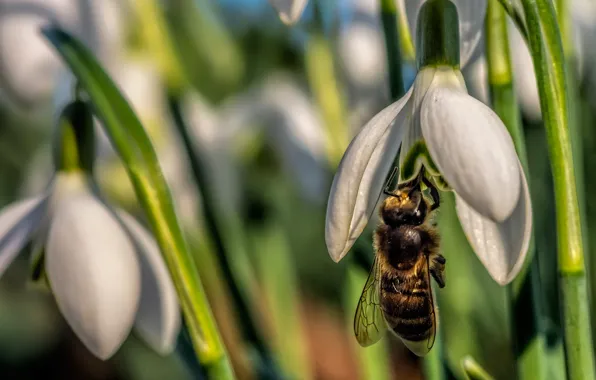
(516, 0), (595, 378)
(380, 0), (405, 100)
(168, 96), (282, 378)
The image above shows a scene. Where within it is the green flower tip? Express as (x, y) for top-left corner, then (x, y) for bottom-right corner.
(416, 0), (460, 70)
(53, 99), (96, 173)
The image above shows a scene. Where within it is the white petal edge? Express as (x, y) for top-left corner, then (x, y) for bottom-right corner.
(399, 67), (437, 179)
(325, 87), (413, 262)
(268, 0), (308, 25)
(455, 161), (532, 285)
(402, 0), (487, 67)
(0, 196), (47, 277)
(117, 210), (181, 355)
(46, 193), (141, 360)
(421, 70), (521, 222)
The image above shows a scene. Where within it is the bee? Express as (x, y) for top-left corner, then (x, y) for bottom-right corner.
(354, 168), (446, 356)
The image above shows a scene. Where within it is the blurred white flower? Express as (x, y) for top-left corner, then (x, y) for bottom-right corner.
(508, 19), (542, 122)
(508, 0), (593, 121)
(401, 0), (487, 67)
(183, 74), (327, 204)
(0, 171), (180, 359)
(182, 92), (242, 216)
(462, 54), (489, 105)
(268, 0), (308, 25)
(0, 0), (126, 107)
(223, 74), (328, 203)
(326, 66), (532, 285)
(338, 21), (387, 88)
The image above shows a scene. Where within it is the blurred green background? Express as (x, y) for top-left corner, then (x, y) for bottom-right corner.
(0, 0), (595, 379)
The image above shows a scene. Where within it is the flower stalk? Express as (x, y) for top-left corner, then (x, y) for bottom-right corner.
(416, 0), (460, 69)
(485, 2), (547, 379)
(514, 0), (596, 378)
(53, 98), (96, 174)
(42, 27), (235, 379)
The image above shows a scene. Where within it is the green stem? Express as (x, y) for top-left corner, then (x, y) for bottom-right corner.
(556, 0), (590, 299)
(305, 33), (349, 167)
(255, 223), (311, 380)
(42, 27), (235, 379)
(485, 2), (547, 379)
(167, 96), (282, 379)
(422, 304), (446, 380)
(133, 0), (186, 92)
(395, 1), (415, 62)
(516, 0), (595, 378)
(498, 0), (529, 40)
(379, 0), (404, 100)
(461, 356), (495, 380)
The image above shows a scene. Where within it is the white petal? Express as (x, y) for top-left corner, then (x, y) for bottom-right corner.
(46, 193), (141, 360)
(268, 0), (308, 25)
(117, 211), (180, 355)
(402, 0), (487, 67)
(325, 88), (413, 262)
(421, 69), (520, 222)
(456, 162), (532, 285)
(0, 196), (47, 277)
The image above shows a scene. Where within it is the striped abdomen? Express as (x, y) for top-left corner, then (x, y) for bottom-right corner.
(379, 266), (433, 342)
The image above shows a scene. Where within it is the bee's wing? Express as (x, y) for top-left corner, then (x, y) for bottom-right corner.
(354, 256), (388, 346)
(399, 253), (437, 356)
(425, 253), (438, 352)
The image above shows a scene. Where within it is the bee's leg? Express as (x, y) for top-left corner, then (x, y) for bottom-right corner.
(397, 170), (423, 192)
(383, 167), (399, 196)
(422, 176), (440, 211)
(429, 254), (446, 288)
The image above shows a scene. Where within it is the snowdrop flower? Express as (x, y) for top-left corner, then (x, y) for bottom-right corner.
(0, 0), (126, 108)
(0, 100), (180, 359)
(268, 0), (308, 25)
(325, 0), (532, 285)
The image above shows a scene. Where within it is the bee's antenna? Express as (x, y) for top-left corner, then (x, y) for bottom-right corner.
(383, 167), (399, 196)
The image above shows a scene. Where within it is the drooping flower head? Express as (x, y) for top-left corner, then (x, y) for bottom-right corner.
(325, 0), (532, 285)
(0, 96), (180, 359)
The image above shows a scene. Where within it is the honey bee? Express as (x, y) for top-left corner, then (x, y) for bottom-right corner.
(354, 168), (446, 356)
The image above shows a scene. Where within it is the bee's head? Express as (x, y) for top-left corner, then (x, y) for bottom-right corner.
(381, 188), (428, 227)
